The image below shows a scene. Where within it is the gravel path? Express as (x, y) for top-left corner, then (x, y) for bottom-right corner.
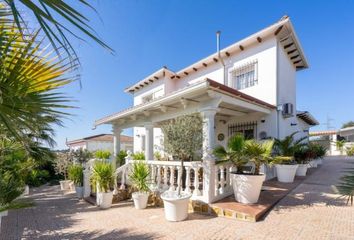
(1, 157), (354, 240)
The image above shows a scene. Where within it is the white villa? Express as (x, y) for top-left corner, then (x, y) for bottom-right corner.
(93, 16), (318, 204)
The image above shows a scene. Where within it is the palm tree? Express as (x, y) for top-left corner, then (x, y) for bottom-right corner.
(243, 139), (275, 175)
(213, 134), (248, 174)
(0, 8), (73, 150)
(274, 132), (307, 157)
(2, 1), (113, 62)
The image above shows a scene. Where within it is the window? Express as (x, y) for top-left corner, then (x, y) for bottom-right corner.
(228, 121), (257, 140)
(141, 88), (164, 104)
(231, 61), (258, 90)
(142, 94), (153, 104)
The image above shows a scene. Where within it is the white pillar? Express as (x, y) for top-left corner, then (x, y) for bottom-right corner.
(144, 123), (154, 160)
(201, 109), (217, 203)
(113, 125), (122, 158)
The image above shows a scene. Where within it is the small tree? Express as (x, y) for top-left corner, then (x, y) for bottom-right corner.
(160, 114), (203, 196)
(54, 152), (73, 180)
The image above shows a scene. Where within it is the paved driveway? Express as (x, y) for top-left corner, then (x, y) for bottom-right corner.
(1, 157), (354, 240)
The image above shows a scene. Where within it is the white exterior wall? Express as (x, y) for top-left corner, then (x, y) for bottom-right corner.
(133, 127), (162, 155)
(226, 38), (277, 104)
(133, 80), (165, 106)
(130, 36), (311, 152)
(86, 141), (114, 153)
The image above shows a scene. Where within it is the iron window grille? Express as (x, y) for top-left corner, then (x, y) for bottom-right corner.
(228, 121), (258, 140)
(231, 60), (258, 90)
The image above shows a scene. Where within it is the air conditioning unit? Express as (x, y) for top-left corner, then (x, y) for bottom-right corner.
(282, 103), (294, 118)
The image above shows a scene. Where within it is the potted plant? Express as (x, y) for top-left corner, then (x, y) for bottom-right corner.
(55, 152), (73, 190)
(274, 132), (306, 183)
(313, 143), (326, 165)
(214, 135), (275, 204)
(68, 164), (84, 199)
(129, 161), (150, 209)
(132, 152), (145, 160)
(294, 146), (310, 176)
(116, 150), (128, 167)
(160, 114), (203, 221)
(91, 161), (115, 209)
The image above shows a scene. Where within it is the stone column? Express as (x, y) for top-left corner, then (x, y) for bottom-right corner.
(112, 125), (122, 169)
(201, 109), (217, 204)
(144, 123), (154, 160)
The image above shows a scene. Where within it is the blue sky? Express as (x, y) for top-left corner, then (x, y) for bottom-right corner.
(54, 0), (354, 149)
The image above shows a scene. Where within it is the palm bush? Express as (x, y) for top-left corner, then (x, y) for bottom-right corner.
(213, 134), (248, 174)
(294, 146), (312, 164)
(274, 132), (307, 162)
(336, 162), (354, 205)
(91, 161), (114, 193)
(68, 165), (84, 187)
(129, 162), (150, 192)
(243, 140), (276, 175)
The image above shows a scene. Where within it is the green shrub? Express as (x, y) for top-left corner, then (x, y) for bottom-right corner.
(0, 172), (24, 206)
(154, 151), (162, 161)
(116, 150), (128, 166)
(68, 164), (84, 186)
(346, 146), (354, 156)
(26, 169), (50, 187)
(129, 161), (150, 192)
(91, 161), (114, 193)
(95, 150), (111, 160)
(132, 152), (145, 160)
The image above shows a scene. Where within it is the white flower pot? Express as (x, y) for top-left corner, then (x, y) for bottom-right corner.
(161, 191), (192, 221)
(96, 191), (113, 209)
(132, 192), (149, 209)
(231, 173), (265, 204)
(295, 164), (308, 176)
(59, 180), (71, 190)
(275, 164), (298, 183)
(0, 210), (8, 233)
(316, 158), (323, 165)
(309, 160), (317, 168)
(75, 186), (84, 199)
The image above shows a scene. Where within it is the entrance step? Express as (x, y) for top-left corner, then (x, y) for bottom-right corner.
(190, 167), (317, 222)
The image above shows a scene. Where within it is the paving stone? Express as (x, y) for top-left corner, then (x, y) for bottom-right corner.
(1, 157), (354, 239)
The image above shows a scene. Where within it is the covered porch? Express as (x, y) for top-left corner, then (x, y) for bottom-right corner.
(94, 78), (275, 204)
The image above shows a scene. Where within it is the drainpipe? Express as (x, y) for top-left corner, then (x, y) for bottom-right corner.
(216, 31), (227, 85)
(276, 40), (280, 139)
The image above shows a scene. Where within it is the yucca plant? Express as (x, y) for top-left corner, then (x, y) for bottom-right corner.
(95, 150), (111, 160)
(91, 161), (114, 193)
(132, 152), (145, 160)
(68, 164), (84, 187)
(213, 134), (248, 174)
(129, 162), (150, 192)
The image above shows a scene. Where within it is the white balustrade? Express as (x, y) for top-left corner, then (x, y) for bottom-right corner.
(157, 166), (162, 188)
(193, 167), (201, 196)
(163, 166), (168, 188)
(169, 166), (175, 191)
(185, 166), (191, 193)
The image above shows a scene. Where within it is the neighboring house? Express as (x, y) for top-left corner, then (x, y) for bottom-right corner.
(310, 127), (354, 155)
(94, 15), (318, 161)
(66, 134), (133, 153)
